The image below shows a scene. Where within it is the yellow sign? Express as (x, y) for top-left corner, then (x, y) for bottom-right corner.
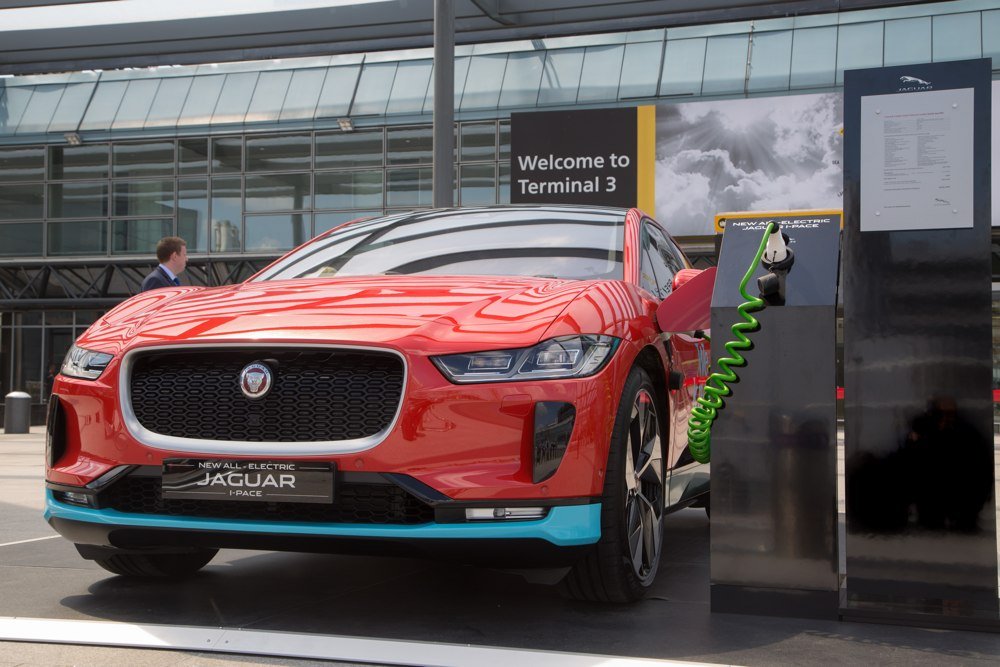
(636, 106), (655, 215)
(713, 209), (843, 234)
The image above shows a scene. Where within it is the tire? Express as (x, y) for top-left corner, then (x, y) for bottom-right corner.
(81, 546), (218, 578)
(562, 366), (665, 603)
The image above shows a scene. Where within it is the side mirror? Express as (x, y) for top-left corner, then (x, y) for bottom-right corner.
(672, 268), (703, 292)
(656, 267), (716, 333)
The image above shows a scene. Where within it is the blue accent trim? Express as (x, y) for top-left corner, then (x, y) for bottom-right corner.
(45, 491), (601, 547)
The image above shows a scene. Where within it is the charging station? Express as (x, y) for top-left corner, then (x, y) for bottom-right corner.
(701, 58), (996, 631)
(698, 211), (841, 618)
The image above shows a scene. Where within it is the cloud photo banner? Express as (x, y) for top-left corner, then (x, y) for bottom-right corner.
(655, 93), (844, 237)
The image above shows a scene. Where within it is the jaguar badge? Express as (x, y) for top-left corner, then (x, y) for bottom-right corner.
(239, 362), (273, 399)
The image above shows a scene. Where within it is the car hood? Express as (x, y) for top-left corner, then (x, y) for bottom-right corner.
(79, 275), (591, 354)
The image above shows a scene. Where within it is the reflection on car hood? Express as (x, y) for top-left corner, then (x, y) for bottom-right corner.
(78, 275), (591, 355)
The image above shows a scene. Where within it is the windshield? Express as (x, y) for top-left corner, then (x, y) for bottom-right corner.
(252, 208), (625, 282)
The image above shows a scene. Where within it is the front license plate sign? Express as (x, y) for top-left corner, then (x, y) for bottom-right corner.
(162, 459), (334, 504)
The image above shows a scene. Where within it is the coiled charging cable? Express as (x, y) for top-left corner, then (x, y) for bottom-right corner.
(686, 222), (775, 464)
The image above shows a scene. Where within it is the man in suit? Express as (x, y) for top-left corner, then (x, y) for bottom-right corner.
(141, 236), (188, 292)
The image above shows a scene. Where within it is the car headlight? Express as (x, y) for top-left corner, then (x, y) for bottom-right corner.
(61, 344), (114, 380)
(432, 335), (619, 384)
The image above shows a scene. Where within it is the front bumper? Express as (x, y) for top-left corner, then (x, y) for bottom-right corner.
(45, 491), (601, 564)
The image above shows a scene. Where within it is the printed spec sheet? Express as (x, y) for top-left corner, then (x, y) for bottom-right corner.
(860, 87), (974, 231)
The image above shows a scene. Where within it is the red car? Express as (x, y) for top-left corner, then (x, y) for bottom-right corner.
(45, 205), (710, 602)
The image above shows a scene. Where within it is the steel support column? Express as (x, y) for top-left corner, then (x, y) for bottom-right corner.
(433, 0), (455, 208)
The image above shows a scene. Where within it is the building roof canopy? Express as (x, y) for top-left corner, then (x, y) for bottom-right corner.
(0, 0), (912, 75)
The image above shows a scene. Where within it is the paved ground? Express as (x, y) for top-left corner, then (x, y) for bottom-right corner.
(0, 642), (369, 667)
(1, 427), (999, 666)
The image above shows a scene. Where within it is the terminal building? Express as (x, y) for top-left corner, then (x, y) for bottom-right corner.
(0, 0), (998, 413)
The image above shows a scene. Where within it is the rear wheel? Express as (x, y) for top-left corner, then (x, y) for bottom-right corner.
(562, 367), (665, 602)
(79, 546), (218, 578)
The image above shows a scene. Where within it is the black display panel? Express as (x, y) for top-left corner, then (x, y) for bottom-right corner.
(843, 58), (998, 629)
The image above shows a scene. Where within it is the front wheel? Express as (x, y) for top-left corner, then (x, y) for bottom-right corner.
(562, 367), (665, 602)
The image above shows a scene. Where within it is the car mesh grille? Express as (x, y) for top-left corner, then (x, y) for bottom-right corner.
(100, 475), (434, 525)
(129, 349), (403, 442)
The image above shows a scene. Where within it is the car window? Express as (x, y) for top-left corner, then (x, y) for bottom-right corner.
(253, 208), (625, 282)
(641, 222), (684, 299)
(639, 226), (660, 297)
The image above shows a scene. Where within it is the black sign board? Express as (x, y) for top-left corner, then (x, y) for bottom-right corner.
(843, 58), (998, 630)
(511, 108), (639, 208)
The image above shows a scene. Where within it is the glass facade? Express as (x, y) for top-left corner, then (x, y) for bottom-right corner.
(0, 310), (102, 402)
(0, 122), (510, 258)
(1, 2), (997, 139)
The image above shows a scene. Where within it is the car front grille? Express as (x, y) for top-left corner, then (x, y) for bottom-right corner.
(128, 348), (404, 442)
(100, 474), (434, 525)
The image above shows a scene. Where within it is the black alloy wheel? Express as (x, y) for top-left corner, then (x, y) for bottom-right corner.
(562, 366), (665, 602)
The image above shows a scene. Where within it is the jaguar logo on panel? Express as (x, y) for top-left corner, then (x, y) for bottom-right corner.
(898, 75), (933, 92)
(239, 362), (273, 399)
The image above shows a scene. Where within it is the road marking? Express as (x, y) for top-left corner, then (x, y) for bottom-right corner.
(0, 535), (59, 548)
(0, 617), (731, 667)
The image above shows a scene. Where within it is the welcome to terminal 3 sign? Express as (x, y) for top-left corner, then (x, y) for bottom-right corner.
(510, 106), (655, 213)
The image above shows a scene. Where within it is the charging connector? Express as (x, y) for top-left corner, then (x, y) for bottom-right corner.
(757, 223), (794, 304)
(762, 225), (789, 264)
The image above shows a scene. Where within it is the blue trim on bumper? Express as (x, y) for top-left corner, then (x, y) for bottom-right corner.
(44, 491), (601, 547)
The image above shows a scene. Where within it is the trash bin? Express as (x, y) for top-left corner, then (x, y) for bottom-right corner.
(4, 391), (31, 434)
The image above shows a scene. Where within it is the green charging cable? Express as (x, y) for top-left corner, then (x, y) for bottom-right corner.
(686, 222), (776, 464)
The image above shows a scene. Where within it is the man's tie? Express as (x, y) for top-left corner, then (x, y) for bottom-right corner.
(172, 277), (181, 286)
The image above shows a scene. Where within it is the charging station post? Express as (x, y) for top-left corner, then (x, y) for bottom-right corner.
(708, 211), (842, 619)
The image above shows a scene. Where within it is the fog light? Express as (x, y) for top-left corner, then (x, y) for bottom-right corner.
(54, 490), (92, 507)
(465, 507), (547, 521)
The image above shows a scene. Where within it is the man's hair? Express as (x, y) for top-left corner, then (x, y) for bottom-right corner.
(156, 236), (187, 263)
